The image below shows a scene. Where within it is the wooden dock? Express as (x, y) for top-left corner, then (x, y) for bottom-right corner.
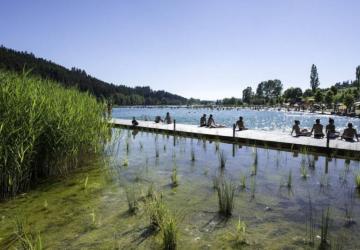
(111, 118), (360, 158)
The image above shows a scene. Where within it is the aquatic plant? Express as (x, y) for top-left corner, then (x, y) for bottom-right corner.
(217, 178), (236, 217)
(126, 139), (130, 155)
(300, 162), (308, 179)
(139, 141), (144, 151)
(145, 193), (167, 229)
(0, 70), (108, 200)
(14, 218), (43, 250)
(83, 175), (89, 190)
(240, 174), (246, 189)
(147, 183), (156, 199)
(122, 158), (129, 167)
(161, 212), (178, 250)
(287, 170), (292, 189)
(250, 176), (256, 200)
(251, 149), (258, 175)
(164, 144), (167, 152)
(125, 186), (139, 214)
(155, 146), (160, 158)
(233, 216), (247, 246)
(319, 208), (331, 250)
(344, 189), (355, 226)
(305, 195), (316, 246)
(191, 148), (196, 162)
(212, 174), (222, 190)
(218, 150), (227, 169)
(171, 167), (179, 187)
(355, 173), (360, 190)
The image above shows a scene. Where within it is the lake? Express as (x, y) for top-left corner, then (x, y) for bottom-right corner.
(1, 128), (360, 249)
(113, 107), (360, 132)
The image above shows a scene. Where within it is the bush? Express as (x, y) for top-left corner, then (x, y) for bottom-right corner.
(0, 70), (108, 199)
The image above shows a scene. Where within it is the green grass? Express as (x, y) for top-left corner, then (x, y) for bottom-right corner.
(0, 70), (108, 200)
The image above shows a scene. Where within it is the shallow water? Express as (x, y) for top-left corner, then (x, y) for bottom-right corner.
(113, 107), (360, 132)
(1, 128), (360, 249)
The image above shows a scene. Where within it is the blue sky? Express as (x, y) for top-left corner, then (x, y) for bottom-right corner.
(1, 0), (359, 99)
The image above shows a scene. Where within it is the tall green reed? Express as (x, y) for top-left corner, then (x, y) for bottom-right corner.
(0, 70), (109, 200)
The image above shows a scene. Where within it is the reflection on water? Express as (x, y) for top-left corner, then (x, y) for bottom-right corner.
(113, 107), (360, 132)
(1, 128), (360, 249)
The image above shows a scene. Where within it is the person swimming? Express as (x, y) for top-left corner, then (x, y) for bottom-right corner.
(164, 112), (172, 124)
(236, 116), (246, 131)
(200, 114), (207, 127)
(291, 120), (311, 137)
(310, 119), (324, 138)
(341, 123), (359, 142)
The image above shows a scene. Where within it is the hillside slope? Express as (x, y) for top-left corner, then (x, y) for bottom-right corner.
(0, 46), (187, 105)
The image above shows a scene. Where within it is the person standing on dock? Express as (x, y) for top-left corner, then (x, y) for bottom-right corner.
(341, 123), (359, 142)
(200, 114), (207, 127)
(236, 116), (247, 131)
(310, 119), (325, 138)
(164, 112), (173, 124)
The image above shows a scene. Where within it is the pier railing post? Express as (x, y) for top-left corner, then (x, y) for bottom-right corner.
(232, 124), (236, 138)
(173, 119), (176, 132)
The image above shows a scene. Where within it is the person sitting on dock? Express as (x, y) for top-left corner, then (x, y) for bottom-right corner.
(155, 116), (163, 123)
(291, 120), (311, 137)
(132, 117), (139, 126)
(310, 119), (324, 138)
(207, 114), (216, 128)
(164, 112), (173, 124)
(207, 114), (226, 128)
(325, 118), (339, 138)
(341, 123), (359, 142)
(200, 114), (207, 127)
(236, 116), (247, 131)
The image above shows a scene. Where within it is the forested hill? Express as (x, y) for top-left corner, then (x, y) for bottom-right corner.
(0, 46), (187, 105)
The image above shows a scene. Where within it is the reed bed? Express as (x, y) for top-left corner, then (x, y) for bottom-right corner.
(0, 70), (108, 200)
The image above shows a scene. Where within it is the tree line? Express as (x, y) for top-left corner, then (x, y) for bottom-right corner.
(0, 46), (187, 105)
(219, 64), (360, 111)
